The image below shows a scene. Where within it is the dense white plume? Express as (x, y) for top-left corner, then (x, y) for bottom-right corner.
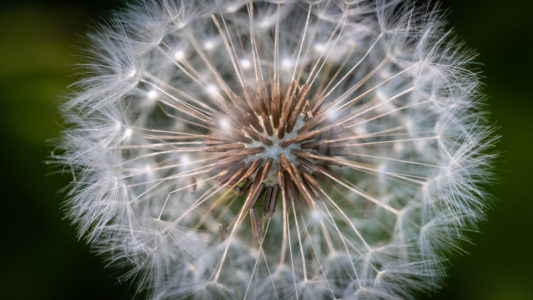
(55, 0), (495, 299)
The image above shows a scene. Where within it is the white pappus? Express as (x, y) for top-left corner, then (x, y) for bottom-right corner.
(55, 0), (496, 299)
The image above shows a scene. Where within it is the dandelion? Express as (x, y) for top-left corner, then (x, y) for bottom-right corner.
(55, 0), (496, 299)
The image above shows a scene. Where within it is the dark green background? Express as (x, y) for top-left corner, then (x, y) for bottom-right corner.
(0, 0), (531, 299)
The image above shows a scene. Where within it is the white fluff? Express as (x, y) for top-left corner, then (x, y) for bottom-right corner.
(55, 0), (495, 299)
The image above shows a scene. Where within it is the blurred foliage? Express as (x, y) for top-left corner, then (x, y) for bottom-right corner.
(0, 0), (531, 299)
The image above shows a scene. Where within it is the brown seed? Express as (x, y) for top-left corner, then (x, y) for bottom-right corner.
(250, 208), (263, 240)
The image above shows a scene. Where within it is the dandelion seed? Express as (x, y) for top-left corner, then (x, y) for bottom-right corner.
(55, 1), (496, 299)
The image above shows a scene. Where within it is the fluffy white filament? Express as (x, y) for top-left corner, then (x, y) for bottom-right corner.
(55, 0), (495, 299)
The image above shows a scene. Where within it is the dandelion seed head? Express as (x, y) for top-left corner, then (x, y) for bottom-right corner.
(55, 0), (496, 299)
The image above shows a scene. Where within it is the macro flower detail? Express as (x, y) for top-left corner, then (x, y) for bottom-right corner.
(56, 0), (495, 299)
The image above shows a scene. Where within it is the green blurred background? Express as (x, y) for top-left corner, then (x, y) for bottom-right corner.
(0, 0), (531, 299)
